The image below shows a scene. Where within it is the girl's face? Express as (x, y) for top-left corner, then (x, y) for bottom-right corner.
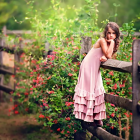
(106, 27), (116, 40)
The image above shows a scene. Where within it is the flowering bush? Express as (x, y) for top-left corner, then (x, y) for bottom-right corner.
(11, 0), (137, 139)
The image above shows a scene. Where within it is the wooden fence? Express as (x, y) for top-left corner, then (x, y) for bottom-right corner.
(0, 27), (140, 140)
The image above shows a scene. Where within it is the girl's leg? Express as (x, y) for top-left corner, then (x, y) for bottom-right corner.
(93, 113), (103, 127)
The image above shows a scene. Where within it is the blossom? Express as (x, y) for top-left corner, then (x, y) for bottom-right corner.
(53, 120), (58, 124)
(68, 73), (73, 76)
(57, 128), (60, 132)
(39, 114), (45, 119)
(14, 110), (19, 114)
(113, 83), (117, 90)
(111, 113), (115, 117)
(14, 104), (18, 108)
(124, 112), (129, 118)
(65, 117), (70, 121)
(109, 71), (114, 76)
(65, 102), (74, 106)
(110, 126), (114, 129)
(110, 104), (115, 107)
(115, 107), (118, 111)
(47, 55), (55, 61)
(67, 131), (70, 134)
(61, 130), (64, 134)
(48, 91), (54, 94)
(24, 92), (29, 96)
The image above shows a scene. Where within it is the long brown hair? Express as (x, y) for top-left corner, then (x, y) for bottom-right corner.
(103, 22), (120, 54)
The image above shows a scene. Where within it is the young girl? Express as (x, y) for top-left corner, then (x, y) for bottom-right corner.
(73, 22), (120, 127)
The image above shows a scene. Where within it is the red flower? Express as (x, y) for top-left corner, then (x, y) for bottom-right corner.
(14, 104), (18, 108)
(57, 128), (60, 132)
(65, 117), (70, 121)
(110, 126), (114, 129)
(67, 131), (70, 134)
(11, 75), (15, 78)
(110, 92), (115, 95)
(53, 120), (58, 124)
(68, 73), (73, 76)
(68, 125), (71, 128)
(115, 107), (118, 111)
(113, 83), (117, 90)
(110, 104), (115, 107)
(61, 130), (64, 134)
(48, 91), (54, 94)
(109, 71), (114, 76)
(47, 76), (52, 80)
(111, 113), (115, 117)
(74, 130), (77, 133)
(106, 82), (110, 85)
(65, 102), (74, 106)
(124, 113), (129, 118)
(130, 113), (132, 115)
(39, 114), (45, 119)
(24, 92), (29, 96)
(14, 110), (19, 114)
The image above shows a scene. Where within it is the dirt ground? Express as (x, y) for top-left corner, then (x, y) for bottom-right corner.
(0, 102), (63, 140)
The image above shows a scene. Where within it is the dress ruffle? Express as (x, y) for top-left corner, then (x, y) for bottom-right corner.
(73, 86), (106, 122)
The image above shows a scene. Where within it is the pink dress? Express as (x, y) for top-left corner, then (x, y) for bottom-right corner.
(73, 47), (106, 122)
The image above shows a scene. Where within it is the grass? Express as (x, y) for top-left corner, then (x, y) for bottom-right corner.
(0, 102), (64, 140)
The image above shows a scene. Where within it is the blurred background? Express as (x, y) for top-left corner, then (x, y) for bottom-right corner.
(0, 0), (140, 31)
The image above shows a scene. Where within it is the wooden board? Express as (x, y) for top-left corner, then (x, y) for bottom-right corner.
(132, 39), (140, 140)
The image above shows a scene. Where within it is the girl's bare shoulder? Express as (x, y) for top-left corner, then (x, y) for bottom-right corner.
(99, 38), (106, 43)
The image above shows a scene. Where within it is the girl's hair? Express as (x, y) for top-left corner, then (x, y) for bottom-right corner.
(103, 22), (120, 54)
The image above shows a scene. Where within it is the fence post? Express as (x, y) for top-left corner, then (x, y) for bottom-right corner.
(1, 26), (7, 46)
(132, 39), (140, 140)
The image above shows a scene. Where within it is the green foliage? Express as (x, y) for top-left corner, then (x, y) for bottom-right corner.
(12, 0), (100, 139)
(11, 0), (136, 139)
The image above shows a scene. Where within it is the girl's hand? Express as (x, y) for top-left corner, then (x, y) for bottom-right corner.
(106, 39), (114, 43)
(100, 55), (108, 62)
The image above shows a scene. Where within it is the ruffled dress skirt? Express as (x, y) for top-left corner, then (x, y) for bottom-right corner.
(73, 47), (106, 122)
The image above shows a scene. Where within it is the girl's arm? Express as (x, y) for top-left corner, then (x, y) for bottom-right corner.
(100, 38), (114, 59)
(100, 55), (107, 62)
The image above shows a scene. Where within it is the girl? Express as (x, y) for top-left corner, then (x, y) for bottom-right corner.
(73, 22), (120, 127)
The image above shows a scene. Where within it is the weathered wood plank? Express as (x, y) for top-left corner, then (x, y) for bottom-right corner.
(6, 30), (32, 35)
(0, 83), (14, 93)
(100, 59), (132, 73)
(104, 93), (140, 112)
(0, 65), (14, 75)
(81, 121), (124, 140)
(132, 39), (140, 140)
(0, 46), (24, 53)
